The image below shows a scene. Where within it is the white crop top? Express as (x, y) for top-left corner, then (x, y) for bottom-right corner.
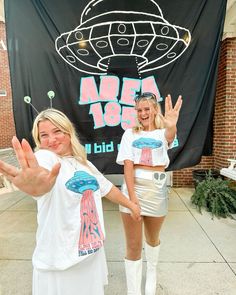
(116, 128), (172, 168)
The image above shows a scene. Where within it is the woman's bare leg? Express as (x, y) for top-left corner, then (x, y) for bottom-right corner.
(143, 216), (165, 246)
(121, 212), (143, 260)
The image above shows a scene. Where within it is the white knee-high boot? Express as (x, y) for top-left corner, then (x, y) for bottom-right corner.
(124, 258), (142, 295)
(145, 242), (161, 295)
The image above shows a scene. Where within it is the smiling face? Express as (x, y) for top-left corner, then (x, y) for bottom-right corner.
(38, 119), (73, 156)
(135, 99), (158, 131)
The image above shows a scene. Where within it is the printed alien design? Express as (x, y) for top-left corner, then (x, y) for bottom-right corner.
(153, 171), (167, 189)
(65, 171), (104, 256)
(55, 0), (191, 75)
(133, 137), (162, 166)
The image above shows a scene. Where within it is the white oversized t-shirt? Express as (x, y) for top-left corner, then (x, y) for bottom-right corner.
(32, 149), (113, 271)
(116, 128), (171, 168)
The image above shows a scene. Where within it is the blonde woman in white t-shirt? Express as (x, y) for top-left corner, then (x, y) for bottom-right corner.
(116, 92), (182, 295)
(0, 108), (141, 295)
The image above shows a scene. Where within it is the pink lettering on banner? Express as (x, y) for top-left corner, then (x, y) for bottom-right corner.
(79, 75), (161, 130)
(141, 76), (162, 101)
(121, 106), (136, 130)
(99, 76), (119, 101)
(89, 102), (121, 128)
(104, 102), (121, 126)
(80, 77), (99, 104)
(89, 103), (105, 129)
(120, 78), (141, 105)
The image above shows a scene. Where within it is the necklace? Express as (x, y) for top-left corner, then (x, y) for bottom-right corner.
(65, 157), (80, 172)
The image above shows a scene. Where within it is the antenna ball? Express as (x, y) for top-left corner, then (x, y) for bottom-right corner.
(47, 91), (55, 99)
(24, 96), (31, 103)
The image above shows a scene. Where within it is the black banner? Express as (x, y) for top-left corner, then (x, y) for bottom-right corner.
(5, 0), (226, 172)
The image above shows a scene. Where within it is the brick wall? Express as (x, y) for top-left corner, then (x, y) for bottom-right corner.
(1, 19), (236, 187)
(214, 38), (236, 169)
(173, 156), (214, 187)
(0, 21), (15, 147)
(173, 38), (236, 187)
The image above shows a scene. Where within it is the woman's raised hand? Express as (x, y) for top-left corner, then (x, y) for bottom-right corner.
(159, 94), (182, 129)
(0, 136), (61, 196)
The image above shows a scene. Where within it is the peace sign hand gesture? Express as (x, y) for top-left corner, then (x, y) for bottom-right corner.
(159, 94), (182, 129)
(0, 136), (61, 196)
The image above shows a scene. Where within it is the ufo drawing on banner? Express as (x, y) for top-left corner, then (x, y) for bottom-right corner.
(55, 0), (191, 75)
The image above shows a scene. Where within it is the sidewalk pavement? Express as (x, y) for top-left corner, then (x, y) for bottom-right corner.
(0, 187), (236, 295)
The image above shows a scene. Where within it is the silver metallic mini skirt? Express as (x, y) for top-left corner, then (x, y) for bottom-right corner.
(119, 168), (168, 217)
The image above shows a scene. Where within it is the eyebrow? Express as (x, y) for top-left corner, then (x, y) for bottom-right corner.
(39, 127), (60, 134)
(137, 106), (151, 110)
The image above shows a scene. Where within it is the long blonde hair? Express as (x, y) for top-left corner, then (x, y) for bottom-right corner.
(32, 108), (87, 165)
(133, 93), (164, 132)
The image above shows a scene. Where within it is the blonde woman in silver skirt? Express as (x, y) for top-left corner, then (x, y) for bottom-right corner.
(116, 92), (182, 295)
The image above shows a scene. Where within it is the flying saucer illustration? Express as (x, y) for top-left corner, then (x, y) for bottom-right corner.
(66, 171), (104, 255)
(133, 137), (162, 166)
(65, 171), (99, 194)
(55, 0), (191, 75)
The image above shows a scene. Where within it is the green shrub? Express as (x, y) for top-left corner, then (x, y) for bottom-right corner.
(191, 173), (236, 219)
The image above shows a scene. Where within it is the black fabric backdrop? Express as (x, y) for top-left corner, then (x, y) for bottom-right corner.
(4, 0), (226, 173)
